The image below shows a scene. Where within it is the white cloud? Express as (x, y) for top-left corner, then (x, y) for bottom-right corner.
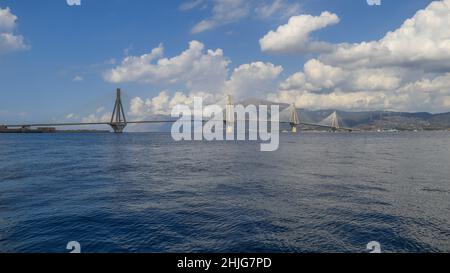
(302, 59), (344, 90)
(130, 91), (172, 117)
(129, 97), (147, 117)
(126, 61), (283, 117)
(183, 0), (303, 34)
(269, 90), (387, 111)
(124, 60), (283, 116)
(280, 59), (401, 94)
(108, 53), (283, 117)
(271, 73), (450, 113)
(0, 7), (16, 31)
(266, 0), (450, 113)
(179, 0), (205, 11)
(104, 1), (450, 114)
(0, 7), (28, 54)
(96, 106), (105, 113)
(81, 106), (110, 123)
(81, 113), (111, 123)
(0, 32), (28, 53)
(78, 106), (111, 124)
(65, 113), (79, 119)
(259, 12), (339, 53)
(104, 41), (283, 103)
(273, 64), (450, 113)
(224, 62), (283, 99)
(66, 0), (81, 6)
(104, 41), (230, 93)
(255, 0), (301, 19)
(73, 75), (83, 82)
(191, 0), (250, 34)
(129, 90), (217, 118)
(350, 69), (401, 91)
(260, 0), (450, 62)
(320, 0), (450, 72)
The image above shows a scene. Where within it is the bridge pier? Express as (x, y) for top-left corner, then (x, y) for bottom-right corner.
(290, 123), (298, 133)
(110, 123), (126, 133)
(110, 88), (127, 133)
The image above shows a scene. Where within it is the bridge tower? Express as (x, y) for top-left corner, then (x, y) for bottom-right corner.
(319, 111), (340, 131)
(110, 88), (127, 133)
(330, 111), (340, 130)
(289, 103), (300, 133)
(225, 95), (234, 134)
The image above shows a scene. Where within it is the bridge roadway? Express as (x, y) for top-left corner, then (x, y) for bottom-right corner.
(2, 120), (354, 132)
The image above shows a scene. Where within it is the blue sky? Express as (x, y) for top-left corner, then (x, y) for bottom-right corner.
(1, 0), (448, 124)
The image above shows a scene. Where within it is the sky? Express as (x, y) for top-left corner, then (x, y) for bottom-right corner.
(1, 0), (449, 125)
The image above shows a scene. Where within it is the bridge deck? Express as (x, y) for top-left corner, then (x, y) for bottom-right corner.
(2, 120), (354, 131)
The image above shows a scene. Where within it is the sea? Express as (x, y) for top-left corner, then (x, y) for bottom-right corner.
(0, 132), (449, 253)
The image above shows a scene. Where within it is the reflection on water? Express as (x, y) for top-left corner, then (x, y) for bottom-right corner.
(0, 132), (449, 252)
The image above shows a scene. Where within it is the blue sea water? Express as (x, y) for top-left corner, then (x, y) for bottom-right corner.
(0, 132), (449, 253)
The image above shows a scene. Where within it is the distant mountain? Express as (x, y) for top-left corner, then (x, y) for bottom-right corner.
(293, 109), (450, 130)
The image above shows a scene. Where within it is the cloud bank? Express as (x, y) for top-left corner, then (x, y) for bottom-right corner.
(264, 0), (450, 113)
(103, 0), (450, 118)
(104, 40), (283, 117)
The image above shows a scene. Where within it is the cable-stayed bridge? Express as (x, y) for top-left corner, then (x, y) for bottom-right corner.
(279, 104), (354, 132)
(1, 89), (354, 133)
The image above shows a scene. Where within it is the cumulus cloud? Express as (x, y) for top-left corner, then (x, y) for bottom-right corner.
(104, 41), (230, 93)
(280, 59), (401, 94)
(271, 73), (450, 113)
(272, 67), (450, 113)
(0, 7), (28, 54)
(259, 11), (339, 53)
(0, 33), (28, 53)
(130, 92), (170, 117)
(125, 62), (283, 118)
(104, 1), (450, 114)
(105, 42), (284, 117)
(302, 59), (344, 90)
(224, 62), (283, 99)
(260, 0), (450, 70)
(269, 90), (389, 111)
(0, 7), (16, 31)
(320, 0), (450, 72)
(265, 0), (450, 113)
(129, 91), (218, 118)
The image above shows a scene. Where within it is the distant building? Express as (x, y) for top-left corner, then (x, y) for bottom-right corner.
(37, 127), (56, 133)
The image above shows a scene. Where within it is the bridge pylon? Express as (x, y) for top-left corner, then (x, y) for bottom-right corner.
(319, 111), (341, 131)
(289, 103), (300, 133)
(225, 95), (234, 134)
(110, 88), (127, 133)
